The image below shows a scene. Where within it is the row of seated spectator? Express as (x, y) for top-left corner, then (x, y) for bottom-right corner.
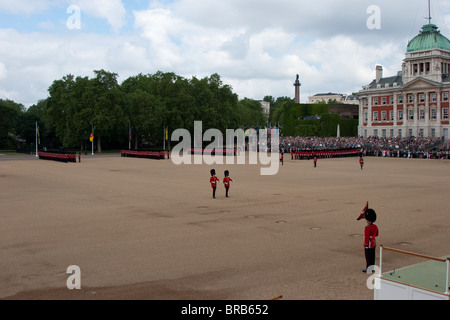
(280, 136), (450, 155)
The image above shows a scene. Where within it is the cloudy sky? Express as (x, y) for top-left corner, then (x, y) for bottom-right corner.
(1, 0), (450, 107)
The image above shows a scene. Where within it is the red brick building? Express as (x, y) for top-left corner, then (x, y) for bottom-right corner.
(358, 24), (450, 140)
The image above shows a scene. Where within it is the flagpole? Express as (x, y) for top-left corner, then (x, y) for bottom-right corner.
(129, 124), (131, 150)
(163, 123), (166, 151)
(91, 124), (94, 156)
(35, 121), (38, 157)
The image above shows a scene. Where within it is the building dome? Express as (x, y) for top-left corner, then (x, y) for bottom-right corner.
(407, 24), (450, 52)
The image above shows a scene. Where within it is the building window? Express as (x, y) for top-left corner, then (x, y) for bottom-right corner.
(364, 111), (368, 122)
(431, 129), (436, 137)
(408, 109), (414, 120)
(408, 94), (414, 103)
(398, 129), (402, 138)
(419, 94), (425, 103)
(382, 97), (387, 105)
(443, 108), (449, 119)
(398, 110), (403, 121)
(390, 129), (394, 137)
(373, 97), (379, 106)
(398, 95), (404, 104)
(419, 129), (424, 137)
(443, 92), (449, 102)
(373, 111), (379, 121)
(382, 129), (387, 137)
(426, 62), (431, 73)
(419, 109), (425, 120)
(390, 110), (394, 121)
(374, 129), (378, 137)
(364, 129), (367, 138)
(431, 93), (437, 102)
(431, 109), (437, 120)
(381, 111), (387, 121)
(409, 129), (413, 137)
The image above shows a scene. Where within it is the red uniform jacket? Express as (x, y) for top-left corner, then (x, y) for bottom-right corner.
(210, 176), (220, 188)
(364, 223), (379, 248)
(223, 177), (233, 188)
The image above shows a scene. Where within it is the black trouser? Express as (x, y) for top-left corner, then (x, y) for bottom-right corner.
(225, 187), (229, 197)
(212, 187), (216, 198)
(365, 246), (376, 270)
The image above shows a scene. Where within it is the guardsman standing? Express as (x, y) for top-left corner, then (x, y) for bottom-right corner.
(210, 169), (220, 199)
(362, 209), (379, 273)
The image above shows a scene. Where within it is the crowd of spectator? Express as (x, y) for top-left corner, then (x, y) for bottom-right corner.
(280, 136), (450, 159)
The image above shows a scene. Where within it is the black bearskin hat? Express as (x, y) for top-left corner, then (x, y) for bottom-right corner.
(224, 170), (229, 177)
(365, 209), (377, 223)
(210, 169), (216, 176)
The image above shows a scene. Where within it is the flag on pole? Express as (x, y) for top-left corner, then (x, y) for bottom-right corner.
(36, 125), (40, 145)
(129, 126), (132, 142)
(357, 201), (369, 220)
(89, 127), (95, 142)
(165, 127), (168, 140)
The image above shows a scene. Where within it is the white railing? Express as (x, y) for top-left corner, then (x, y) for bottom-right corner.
(379, 245), (449, 295)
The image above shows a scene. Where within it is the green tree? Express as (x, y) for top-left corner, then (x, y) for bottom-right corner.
(0, 99), (24, 148)
(89, 70), (126, 152)
(46, 74), (76, 148)
(124, 88), (164, 149)
(236, 98), (266, 128)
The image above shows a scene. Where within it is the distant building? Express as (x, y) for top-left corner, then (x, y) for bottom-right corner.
(308, 92), (359, 105)
(358, 23), (450, 140)
(259, 100), (270, 119)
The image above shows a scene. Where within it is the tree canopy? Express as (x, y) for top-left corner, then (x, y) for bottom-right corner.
(1, 71), (272, 151)
(1, 70), (358, 151)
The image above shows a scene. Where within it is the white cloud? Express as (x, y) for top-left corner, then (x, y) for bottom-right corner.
(71, 0), (127, 32)
(0, 29), (150, 106)
(3, 0), (450, 106)
(0, 62), (7, 80)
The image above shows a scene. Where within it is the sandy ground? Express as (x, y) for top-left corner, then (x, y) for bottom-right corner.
(0, 152), (449, 300)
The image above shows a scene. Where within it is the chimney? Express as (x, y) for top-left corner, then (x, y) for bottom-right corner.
(376, 65), (383, 83)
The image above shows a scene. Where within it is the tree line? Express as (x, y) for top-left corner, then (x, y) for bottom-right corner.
(1, 70), (358, 152)
(1, 70), (268, 152)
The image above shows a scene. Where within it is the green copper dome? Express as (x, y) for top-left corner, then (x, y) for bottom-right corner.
(407, 24), (450, 52)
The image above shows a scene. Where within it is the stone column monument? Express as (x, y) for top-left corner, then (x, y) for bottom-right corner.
(294, 74), (301, 104)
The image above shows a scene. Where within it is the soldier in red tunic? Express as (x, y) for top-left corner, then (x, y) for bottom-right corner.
(210, 169), (220, 199)
(363, 209), (379, 273)
(223, 170), (234, 198)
